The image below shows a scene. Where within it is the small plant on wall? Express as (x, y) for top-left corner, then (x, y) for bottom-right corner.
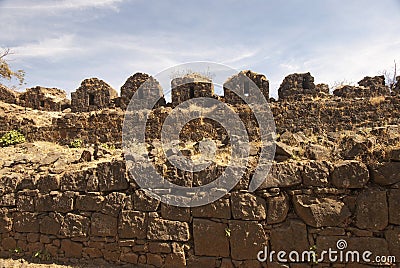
(69, 139), (83, 148)
(0, 130), (26, 147)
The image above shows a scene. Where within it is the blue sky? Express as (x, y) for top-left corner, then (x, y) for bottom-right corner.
(1, 0), (400, 98)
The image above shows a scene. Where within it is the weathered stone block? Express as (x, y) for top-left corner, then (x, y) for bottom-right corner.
(36, 192), (74, 213)
(164, 252), (186, 268)
(1, 237), (16, 251)
(133, 190), (160, 212)
(60, 169), (94, 192)
(60, 213), (90, 238)
(385, 227), (400, 262)
(16, 191), (37, 212)
(36, 174), (60, 192)
(229, 220), (267, 260)
(120, 252), (139, 264)
(191, 197), (231, 219)
(61, 239), (83, 258)
(261, 162), (302, 188)
(40, 213), (61, 235)
(98, 160), (129, 192)
(372, 162), (400, 185)
(13, 212), (39, 233)
(91, 213), (118, 237)
(0, 208), (12, 233)
(148, 242), (171, 253)
(118, 210), (147, 239)
(193, 219), (230, 257)
(388, 189), (400, 225)
(75, 194), (104, 211)
(355, 189), (388, 230)
(301, 161), (330, 187)
(0, 193), (15, 207)
(101, 192), (125, 217)
(147, 217), (190, 241)
(331, 160), (369, 188)
(161, 204), (191, 222)
(293, 195), (351, 227)
(267, 192), (289, 224)
(230, 192), (266, 220)
(270, 220), (309, 254)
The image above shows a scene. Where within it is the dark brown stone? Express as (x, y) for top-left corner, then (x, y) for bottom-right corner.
(133, 190), (160, 212)
(13, 212), (39, 232)
(75, 194), (104, 211)
(193, 219), (230, 257)
(229, 220), (267, 260)
(371, 162), (400, 185)
(388, 188), (400, 225)
(191, 197), (231, 219)
(267, 192), (289, 224)
(261, 162), (302, 188)
(270, 220), (309, 254)
(161, 204), (191, 222)
(385, 227), (400, 262)
(97, 160), (129, 192)
(91, 213), (117, 237)
(1, 237), (16, 250)
(40, 213), (61, 235)
(36, 192), (74, 213)
(301, 161), (330, 187)
(60, 213), (90, 238)
(61, 239), (83, 258)
(120, 252), (139, 264)
(118, 210), (147, 239)
(355, 189), (388, 231)
(164, 252), (186, 268)
(36, 175), (60, 192)
(331, 160), (369, 188)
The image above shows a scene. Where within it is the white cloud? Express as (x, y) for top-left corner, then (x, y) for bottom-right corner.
(10, 34), (82, 60)
(0, 0), (124, 11)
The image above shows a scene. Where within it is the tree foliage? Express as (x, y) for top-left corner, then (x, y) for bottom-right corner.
(0, 48), (25, 85)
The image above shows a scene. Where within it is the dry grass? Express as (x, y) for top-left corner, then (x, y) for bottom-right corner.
(369, 96), (386, 106)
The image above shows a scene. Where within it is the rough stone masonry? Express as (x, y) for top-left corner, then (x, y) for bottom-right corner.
(0, 71), (399, 267)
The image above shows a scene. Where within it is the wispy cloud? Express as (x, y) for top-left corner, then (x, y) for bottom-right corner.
(11, 34), (82, 59)
(0, 0), (124, 11)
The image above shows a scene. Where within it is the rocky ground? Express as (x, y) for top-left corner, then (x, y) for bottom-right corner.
(0, 258), (73, 268)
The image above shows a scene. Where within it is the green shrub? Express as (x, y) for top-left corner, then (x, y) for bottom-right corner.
(0, 130), (25, 147)
(101, 143), (116, 150)
(69, 139), (83, 148)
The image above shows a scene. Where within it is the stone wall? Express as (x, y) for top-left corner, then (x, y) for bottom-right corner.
(1, 71), (400, 267)
(334, 76), (390, 98)
(3, 95), (400, 145)
(0, 85), (19, 105)
(171, 74), (215, 107)
(278, 72), (318, 99)
(223, 70), (270, 105)
(120, 73), (165, 110)
(71, 78), (118, 112)
(0, 153), (399, 266)
(19, 86), (70, 112)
